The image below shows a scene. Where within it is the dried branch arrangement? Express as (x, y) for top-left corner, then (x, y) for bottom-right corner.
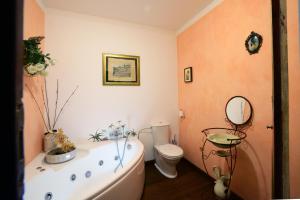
(25, 77), (79, 132)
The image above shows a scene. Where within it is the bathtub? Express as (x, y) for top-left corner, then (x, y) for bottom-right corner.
(24, 138), (145, 200)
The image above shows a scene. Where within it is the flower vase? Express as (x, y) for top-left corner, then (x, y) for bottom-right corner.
(43, 130), (57, 152)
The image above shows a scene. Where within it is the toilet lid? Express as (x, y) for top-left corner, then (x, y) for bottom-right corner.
(156, 144), (183, 158)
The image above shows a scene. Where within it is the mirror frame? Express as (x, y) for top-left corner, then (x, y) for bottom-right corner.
(245, 31), (263, 55)
(225, 96), (253, 126)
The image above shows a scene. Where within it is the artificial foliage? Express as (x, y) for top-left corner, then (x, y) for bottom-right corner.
(55, 128), (75, 153)
(89, 129), (107, 142)
(24, 36), (54, 76)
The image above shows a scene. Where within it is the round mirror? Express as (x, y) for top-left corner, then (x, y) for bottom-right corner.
(225, 96), (252, 125)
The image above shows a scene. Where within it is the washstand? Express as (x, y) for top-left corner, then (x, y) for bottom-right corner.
(200, 96), (253, 199)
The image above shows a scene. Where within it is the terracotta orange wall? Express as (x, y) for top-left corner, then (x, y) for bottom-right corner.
(287, 0), (300, 198)
(178, 0), (300, 199)
(177, 0), (274, 199)
(23, 0), (46, 165)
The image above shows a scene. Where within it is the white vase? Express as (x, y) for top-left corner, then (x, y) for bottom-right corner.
(214, 176), (230, 199)
(43, 130), (57, 152)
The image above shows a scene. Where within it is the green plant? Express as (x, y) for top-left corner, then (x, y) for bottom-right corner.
(89, 129), (107, 142)
(24, 36), (54, 76)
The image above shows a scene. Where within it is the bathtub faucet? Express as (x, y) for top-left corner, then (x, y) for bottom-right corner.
(114, 129), (137, 173)
(109, 130), (123, 140)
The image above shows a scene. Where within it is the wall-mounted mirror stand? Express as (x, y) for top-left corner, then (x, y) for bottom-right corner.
(200, 96), (253, 199)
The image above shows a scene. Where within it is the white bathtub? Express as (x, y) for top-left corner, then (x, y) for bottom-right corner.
(24, 138), (145, 200)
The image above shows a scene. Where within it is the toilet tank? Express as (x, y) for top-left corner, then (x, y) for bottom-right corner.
(151, 122), (170, 146)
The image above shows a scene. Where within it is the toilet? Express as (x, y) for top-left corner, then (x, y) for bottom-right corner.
(151, 122), (184, 178)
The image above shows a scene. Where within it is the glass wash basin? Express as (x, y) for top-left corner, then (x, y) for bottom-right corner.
(207, 132), (241, 148)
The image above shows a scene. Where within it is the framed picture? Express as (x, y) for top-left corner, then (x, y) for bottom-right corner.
(102, 53), (140, 86)
(184, 67), (193, 83)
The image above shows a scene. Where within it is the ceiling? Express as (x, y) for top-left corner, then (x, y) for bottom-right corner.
(42, 0), (215, 30)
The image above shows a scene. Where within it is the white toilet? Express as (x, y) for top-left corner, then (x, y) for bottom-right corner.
(151, 122), (184, 178)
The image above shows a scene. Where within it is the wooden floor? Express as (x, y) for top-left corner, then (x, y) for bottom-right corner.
(141, 159), (242, 200)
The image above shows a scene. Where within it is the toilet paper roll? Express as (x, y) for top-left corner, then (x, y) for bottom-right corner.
(179, 110), (185, 118)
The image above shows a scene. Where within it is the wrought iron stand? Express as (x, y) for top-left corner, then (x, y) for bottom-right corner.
(200, 127), (247, 198)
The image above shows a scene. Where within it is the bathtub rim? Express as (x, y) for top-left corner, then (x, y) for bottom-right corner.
(25, 138), (142, 181)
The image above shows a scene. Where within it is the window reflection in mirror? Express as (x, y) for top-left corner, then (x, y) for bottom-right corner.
(226, 96), (252, 125)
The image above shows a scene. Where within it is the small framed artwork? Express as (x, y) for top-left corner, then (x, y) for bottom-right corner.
(184, 67), (193, 83)
(102, 53), (140, 86)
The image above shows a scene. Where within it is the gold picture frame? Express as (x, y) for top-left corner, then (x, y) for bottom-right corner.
(102, 53), (140, 86)
(184, 67), (193, 83)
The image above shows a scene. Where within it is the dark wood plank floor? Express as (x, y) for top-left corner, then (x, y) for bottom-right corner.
(141, 159), (242, 200)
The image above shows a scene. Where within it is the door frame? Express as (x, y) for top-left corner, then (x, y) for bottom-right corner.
(7, 0), (24, 199)
(271, 0), (290, 198)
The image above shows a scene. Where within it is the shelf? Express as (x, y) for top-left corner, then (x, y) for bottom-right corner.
(215, 150), (231, 157)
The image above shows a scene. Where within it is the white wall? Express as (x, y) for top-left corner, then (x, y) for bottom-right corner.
(45, 9), (179, 161)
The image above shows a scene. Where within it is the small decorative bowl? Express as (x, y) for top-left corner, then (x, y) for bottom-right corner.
(207, 133), (241, 149)
(45, 147), (76, 164)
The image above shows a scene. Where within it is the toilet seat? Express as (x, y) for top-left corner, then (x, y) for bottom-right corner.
(155, 144), (183, 159)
